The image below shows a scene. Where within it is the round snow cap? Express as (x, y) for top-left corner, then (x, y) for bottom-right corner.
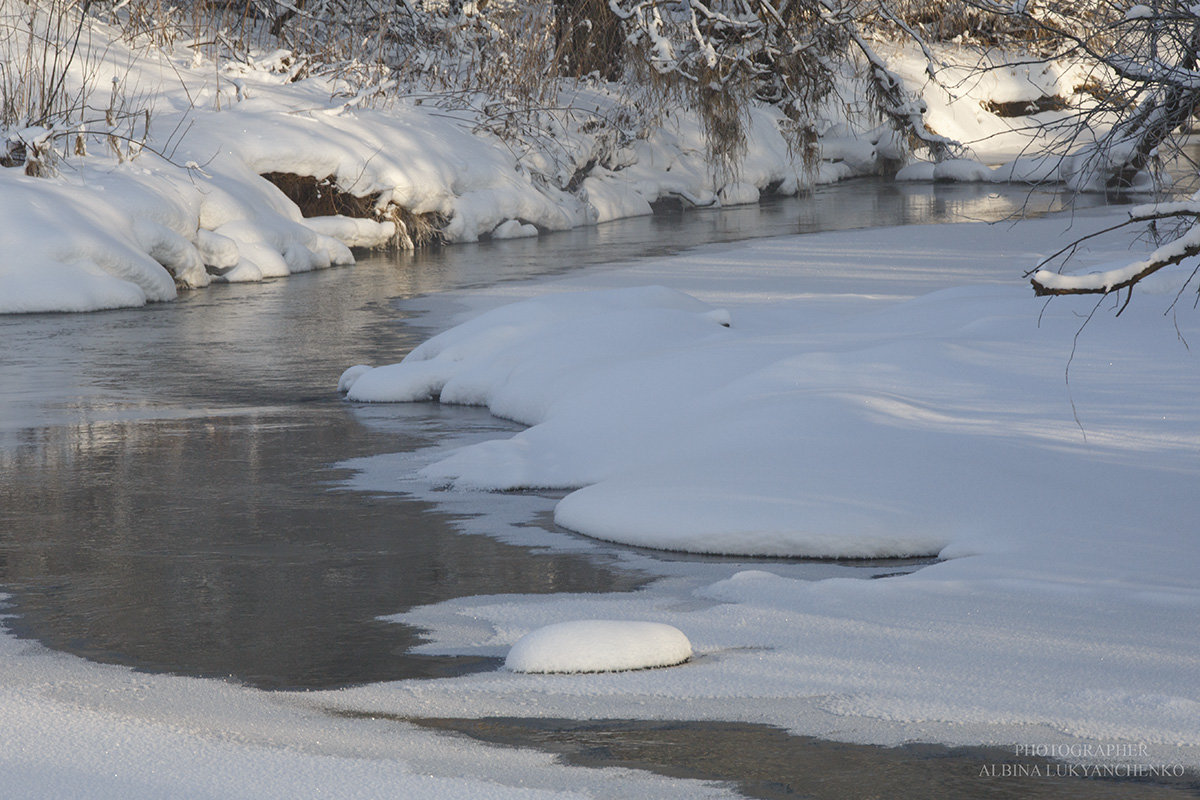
(505, 620), (692, 674)
(337, 364), (373, 393)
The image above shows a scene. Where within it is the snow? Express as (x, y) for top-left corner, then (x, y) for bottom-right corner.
(334, 211), (1200, 768)
(338, 364), (376, 393)
(348, 252), (1194, 560)
(885, 46), (1098, 178)
(0, 8), (1103, 314)
(7, 4), (1200, 791)
(492, 219), (540, 239)
(0, 16), (820, 313)
(897, 157), (995, 182)
(0, 171), (180, 313)
(505, 620), (693, 673)
(305, 216), (398, 249)
(0, 601), (733, 800)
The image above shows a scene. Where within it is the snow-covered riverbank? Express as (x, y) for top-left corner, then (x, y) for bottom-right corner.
(0, 12), (791, 313)
(0, 4), (1089, 314)
(0, 607), (739, 799)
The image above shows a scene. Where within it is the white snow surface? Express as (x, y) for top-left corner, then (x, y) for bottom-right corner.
(0, 170), (184, 312)
(0, 601), (733, 800)
(885, 45), (1107, 182)
(335, 211), (1200, 766)
(505, 620), (693, 673)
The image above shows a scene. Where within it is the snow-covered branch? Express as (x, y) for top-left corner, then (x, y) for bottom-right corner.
(843, 21), (959, 160)
(1031, 223), (1200, 296)
(611, 0), (961, 170)
(1031, 203), (1200, 297)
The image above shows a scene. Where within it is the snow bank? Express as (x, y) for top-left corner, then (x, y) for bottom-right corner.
(884, 46), (1118, 185)
(0, 171), (180, 313)
(341, 284), (731, 412)
(344, 280), (1057, 558)
(582, 105), (801, 224)
(0, 15), (818, 313)
(0, 79), (800, 313)
(506, 620), (692, 674)
(896, 158), (996, 182)
(0, 142), (357, 312)
(331, 212), (1200, 766)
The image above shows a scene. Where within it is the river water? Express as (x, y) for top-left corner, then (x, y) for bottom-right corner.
(1, 178), (1096, 688)
(3, 179), (1195, 797)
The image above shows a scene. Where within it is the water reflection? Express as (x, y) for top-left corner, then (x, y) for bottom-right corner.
(359, 179), (1111, 297)
(0, 406), (638, 688)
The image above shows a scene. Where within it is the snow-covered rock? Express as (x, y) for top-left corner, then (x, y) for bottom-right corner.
(505, 620), (692, 673)
(491, 219), (539, 240)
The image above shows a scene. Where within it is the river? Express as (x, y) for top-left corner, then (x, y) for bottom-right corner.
(2, 178), (1194, 798)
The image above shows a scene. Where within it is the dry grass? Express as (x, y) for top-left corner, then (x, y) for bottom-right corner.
(260, 171), (446, 248)
(261, 171), (381, 218)
(983, 95), (1071, 117)
(1, 0), (90, 130)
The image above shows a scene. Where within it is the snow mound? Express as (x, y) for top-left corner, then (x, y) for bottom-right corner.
(0, 171), (180, 313)
(340, 285), (731, 413)
(339, 215), (1200, 764)
(305, 216), (397, 249)
(505, 620), (692, 674)
(338, 364), (374, 393)
(895, 159), (995, 183)
(492, 219), (539, 240)
(552, 476), (950, 559)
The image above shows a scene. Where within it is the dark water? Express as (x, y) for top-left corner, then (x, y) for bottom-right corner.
(411, 718), (1200, 800)
(0, 261), (642, 688)
(0, 179), (1125, 691)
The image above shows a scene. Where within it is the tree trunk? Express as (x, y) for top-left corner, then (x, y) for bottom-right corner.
(1096, 16), (1200, 188)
